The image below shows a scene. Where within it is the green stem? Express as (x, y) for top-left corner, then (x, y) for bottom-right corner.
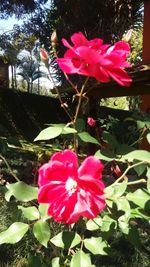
(128, 178), (146, 185)
(131, 127), (149, 147)
(80, 235), (84, 250)
(113, 161), (146, 185)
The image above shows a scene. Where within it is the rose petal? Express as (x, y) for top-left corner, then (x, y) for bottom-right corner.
(78, 156), (104, 179)
(108, 68), (132, 86)
(51, 149), (78, 169)
(56, 58), (81, 73)
(76, 46), (104, 64)
(38, 161), (70, 186)
(38, 182), (66, 203)
(71, 32), (88, 46)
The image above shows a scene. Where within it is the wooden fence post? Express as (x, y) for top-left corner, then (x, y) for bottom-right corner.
(140, 0), (150, 150)
(141, 0), (150, 113)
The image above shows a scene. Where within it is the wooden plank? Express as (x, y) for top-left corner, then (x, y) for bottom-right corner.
(87, 64), (150, 98)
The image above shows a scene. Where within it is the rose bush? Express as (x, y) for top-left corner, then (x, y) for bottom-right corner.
(0, 32), (150, 267)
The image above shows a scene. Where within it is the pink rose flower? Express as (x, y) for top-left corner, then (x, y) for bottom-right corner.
(87, 117), (96, 127)
(38, 149), (105, 224)
(56, 32), (132, 87)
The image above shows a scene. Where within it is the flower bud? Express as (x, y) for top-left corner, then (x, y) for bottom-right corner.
(122, 29), (133, 43)
(87, 117), (96, 127)
(51, 30), (58, 47)
(40, 48), (49, 64)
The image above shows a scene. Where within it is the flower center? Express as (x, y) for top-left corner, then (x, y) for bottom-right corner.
(65, 177), (77, 194)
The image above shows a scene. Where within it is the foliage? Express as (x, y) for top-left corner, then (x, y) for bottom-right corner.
(51, 0), (143, 44)
(1, 0), (143, 56)
(0, 0), (48, 19)
(100, 97), (129, 110)
(0, 30), (150, 267)
(129, 27), (143, 64)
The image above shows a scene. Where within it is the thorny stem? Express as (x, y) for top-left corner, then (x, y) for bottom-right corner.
(50, 49), (90, 153)
(53, 49), (79, 95)
(48, 66), (80, 153)
(73, 77), (89, 154)
(64, 72), (79, 94)
(113, 161), (146, 185)
(73, 77), (89, 124)
(0, 154), (20, 182)
(47, 68), (73, 121)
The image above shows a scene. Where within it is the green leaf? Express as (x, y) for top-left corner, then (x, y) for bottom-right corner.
(49, 123), (66, 128)
(34, 126), (62, 141)
(112, 180), (128, 197)
(137, 120), (150, 129)
(0, 222), (29, 244)
(95, 149), (115, 162)
(105, 180), (127, 199)
(126, 189), (150, 209)
(70, 250), (92, 267)
(39, 204), (51, 221)
(5, 190), (13, 202)
(122, 150), (150, 163)
(104, 186), (114, 208)
(62, 127), (77, 134)
(134, 160), (146, 176)
(28, 255), (43, 267)
(50, 231), (81, 249)
(33, 220), (50, 247)
(116, 197), (130, 212)
(101, 215), (117, 232)
(75, 118), (86, 132)
(147, 167), (150, 193)
(51, 257), (60, 267)
(130, 208), (150, 220)
(86, 217), (102, 231)
(78, 132), (99, 145)
(127, 225), (142, 249)
(147, 133), (150, 144)
(18, 206), (40, 221)
(118, 212), (130, 234)
(6, 182), (38, 202)
(104, 186), (115, 198)
(84, 237), (110, 255)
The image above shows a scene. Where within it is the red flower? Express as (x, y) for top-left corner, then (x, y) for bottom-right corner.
(87, 117), (96, 127)
(56, 32), (132, 87)
(38, 149), (105, 224)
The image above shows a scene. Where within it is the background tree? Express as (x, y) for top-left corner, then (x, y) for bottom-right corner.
(51, 0), (143, 46)
(0, 0), (48, 18)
